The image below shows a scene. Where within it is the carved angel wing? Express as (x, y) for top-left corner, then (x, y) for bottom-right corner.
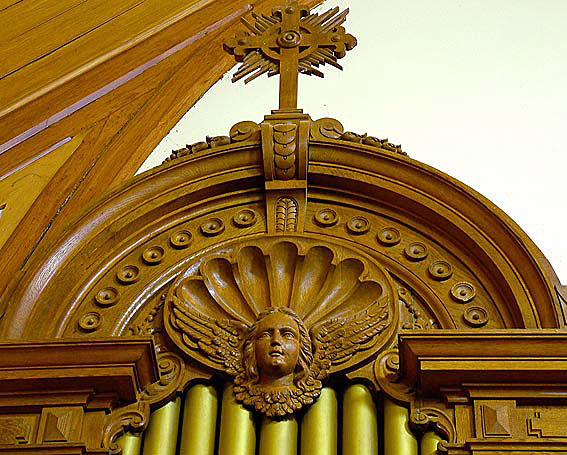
(169, 294), (247, 377)
(310, 296), (391, 380)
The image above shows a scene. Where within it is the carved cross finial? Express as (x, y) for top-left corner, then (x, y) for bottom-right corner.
(224, 0), (357, 110)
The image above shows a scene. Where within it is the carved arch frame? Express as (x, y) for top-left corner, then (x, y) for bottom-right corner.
(0, 117), (564, 453)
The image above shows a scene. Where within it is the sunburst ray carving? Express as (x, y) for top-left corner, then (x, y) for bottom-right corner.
(224, 3), (357, 85)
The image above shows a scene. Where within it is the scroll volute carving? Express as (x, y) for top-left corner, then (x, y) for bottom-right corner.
(103, 401), (149, 455)
(164, 236), (398, 417)
(374, 349), (415, 404)
(410, 403), (457, 449)
(103, 351), (190, 453)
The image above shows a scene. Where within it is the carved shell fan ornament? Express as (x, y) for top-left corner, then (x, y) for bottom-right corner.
(165, 237), (397, 417)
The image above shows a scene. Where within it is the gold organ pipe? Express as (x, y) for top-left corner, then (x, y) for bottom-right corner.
(301, 387), (337, 455)
(259, 416), (298, 455)
(142, 397), (181, 455)
(383, 398), (418, 455)
(342, 384), (378, 455)
(116, 432), (141, 455)
(421, 431), (443, 455)
(218, 384), (256, 455)
(179, 384), (218, 455)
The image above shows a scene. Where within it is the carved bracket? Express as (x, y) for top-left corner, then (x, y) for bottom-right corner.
(262, 112), (310, 234)
(103, 401), (149, 455)
(140, 351), (187, 407)
(374, 349), (415, 404)
(410, 404), (457, 446)
(102, 350), (189, 453)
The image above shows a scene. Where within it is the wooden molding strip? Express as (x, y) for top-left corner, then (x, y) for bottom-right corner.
(0, 137), (71, 182)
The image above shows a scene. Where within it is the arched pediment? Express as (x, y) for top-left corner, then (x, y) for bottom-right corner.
(2, 116), (562, 343)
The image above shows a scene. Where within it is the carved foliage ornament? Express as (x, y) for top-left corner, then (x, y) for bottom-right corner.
(165, 237), (397, 416)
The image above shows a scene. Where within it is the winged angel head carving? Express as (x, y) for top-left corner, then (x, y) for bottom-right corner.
(165, 239), (396, 417)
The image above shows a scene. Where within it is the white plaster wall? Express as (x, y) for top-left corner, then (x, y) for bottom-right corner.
(139, 0), (567, 284)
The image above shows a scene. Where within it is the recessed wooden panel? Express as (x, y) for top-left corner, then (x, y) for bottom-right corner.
(0, 414), (38, 444)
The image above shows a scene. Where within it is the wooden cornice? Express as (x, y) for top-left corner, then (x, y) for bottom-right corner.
(399, 330), (567, 395)
(0, 337), (158, 405)
(2, 132), (561, 338)
(0, 338), (158, 452)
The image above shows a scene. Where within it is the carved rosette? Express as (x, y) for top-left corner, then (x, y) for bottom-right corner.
(164, 236), (398, 416)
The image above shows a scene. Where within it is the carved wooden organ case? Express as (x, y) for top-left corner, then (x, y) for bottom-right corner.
(1, 2), (566, 455)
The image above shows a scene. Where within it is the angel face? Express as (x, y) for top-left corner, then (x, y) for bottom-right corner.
(254, 311), (300, 385)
